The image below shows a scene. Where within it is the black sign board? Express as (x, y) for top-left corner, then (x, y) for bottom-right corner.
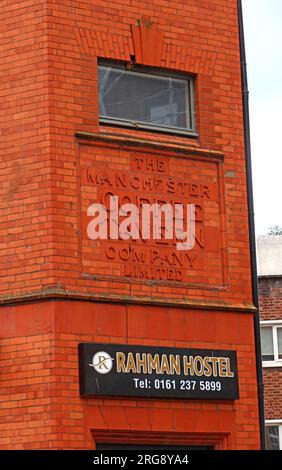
(78, 343), (239, 400)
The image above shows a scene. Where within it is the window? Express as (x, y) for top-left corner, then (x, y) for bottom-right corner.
(265, 422), (282, 450)
(260, 322), (282, 366)
(98, 62), (196, 136)
(261, 326), (274, 362)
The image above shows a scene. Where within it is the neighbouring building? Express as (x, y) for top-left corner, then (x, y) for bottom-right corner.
(258, 235), (282, 450)
(0, 1), (262, 449)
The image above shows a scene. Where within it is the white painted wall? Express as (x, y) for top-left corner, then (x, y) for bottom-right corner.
(257, 235), (282, 276)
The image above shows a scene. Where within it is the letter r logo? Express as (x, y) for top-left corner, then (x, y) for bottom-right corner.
(89, 351), (114, 374)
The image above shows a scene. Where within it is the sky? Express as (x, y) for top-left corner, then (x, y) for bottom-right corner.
(242, 0), (282, 235)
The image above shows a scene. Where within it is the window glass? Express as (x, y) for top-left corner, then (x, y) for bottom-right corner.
(277, 328), (282, 359)
(261, 327), (274, 361)
(98, 65), (194, 133)
(266, 426), (280, 450)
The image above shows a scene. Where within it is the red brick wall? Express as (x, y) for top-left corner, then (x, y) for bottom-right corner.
(259, 276), (282, 421)
(0, 302), (259, 449)
(0, 0), (260, 449)
(0, 1), (54, 295)
(259, 277), (282, 321)
(263, 369), (282, 420)
(0, 0), (252, 307)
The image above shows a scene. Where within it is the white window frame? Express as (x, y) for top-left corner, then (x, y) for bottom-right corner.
(265, 420), (282, 450)
(260, 320), (282, 367)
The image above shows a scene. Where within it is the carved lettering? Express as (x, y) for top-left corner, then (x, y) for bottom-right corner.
(81, 146), (224, 288)
(86, 168), (213, 200)
(132, 156), (168, 173)
(123, 264), (184, 282)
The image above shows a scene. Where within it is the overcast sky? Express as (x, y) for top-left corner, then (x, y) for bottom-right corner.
(242, 0), (282, 235)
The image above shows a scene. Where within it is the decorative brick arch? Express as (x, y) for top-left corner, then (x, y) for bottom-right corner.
(131, 18), (164, 66)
